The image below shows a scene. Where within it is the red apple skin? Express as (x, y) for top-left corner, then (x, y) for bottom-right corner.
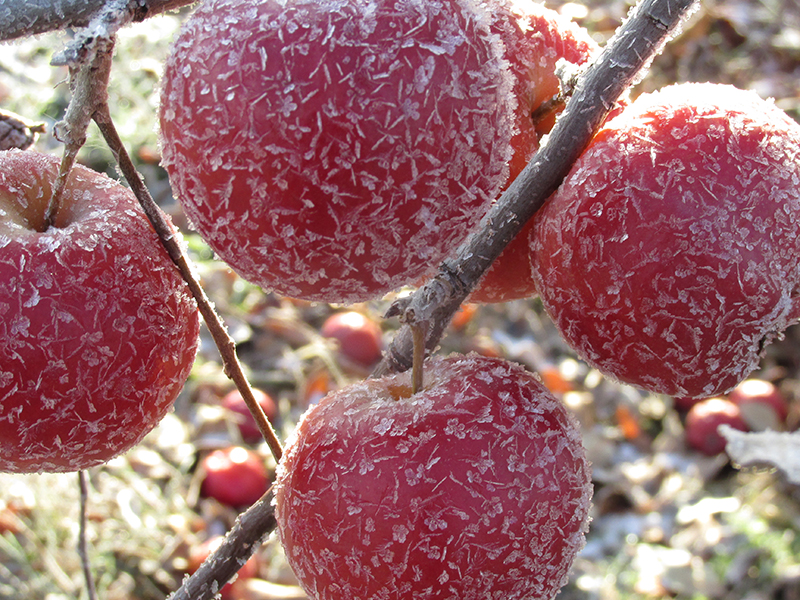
(222, 387), (279, 444)
(0, 150), (200, 473)
(320, 311), (384, 368)
(159, 0), (514, 304)
(728, 378), (789, 426)
(531, 83), (800, 399)
(470, 2), (600, 304)
(200, 447), (270, 508)
(274, 353), (592, 600)
(685, 397), (749, 456)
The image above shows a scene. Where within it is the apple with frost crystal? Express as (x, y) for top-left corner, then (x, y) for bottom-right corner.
(274, 353), (592, 600)
(159, 0), (515, 304)
(470, 0), (600, 303)
(0, 150), (199, 473)
(531, 83), (800, 399)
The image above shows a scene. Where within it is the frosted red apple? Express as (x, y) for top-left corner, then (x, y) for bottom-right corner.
(0, 150), (199, 473)
(532, 83), (800, 399)
(159, 0), (514, 304)
(274, 353), (592, 600)
(471, 1), (600, 303)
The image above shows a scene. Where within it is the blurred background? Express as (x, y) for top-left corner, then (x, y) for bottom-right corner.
(0, 0), (799, 598)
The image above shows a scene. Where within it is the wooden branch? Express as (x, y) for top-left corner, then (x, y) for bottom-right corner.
(0, 0), (195, 41)
(374, 0), (699, 377)
(168, 489), (277, 600)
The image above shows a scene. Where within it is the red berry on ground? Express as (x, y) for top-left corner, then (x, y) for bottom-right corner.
(274, 353), (592, 600)
(222, 388), (279, 444)
(685, 397), (749, 456)
(200, 447), (270, 508)
(728, 378), (789, 430)
(320, 311), (384, 368)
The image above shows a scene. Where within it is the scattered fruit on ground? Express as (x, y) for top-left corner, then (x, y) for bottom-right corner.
(728, 378), (789, 430)
(222, 387), (279, 444)
(187, 534), (261, 600)
(320, 311), (384, 369)
(159, 0), (514, 304)
(685, 397), (749, 456)
(274, 353), (592, 600)
(470, 1), (600, 303)
(200, 446), (270, 508)
(0, 149), (199, 473)
(532, 83), (800, 399)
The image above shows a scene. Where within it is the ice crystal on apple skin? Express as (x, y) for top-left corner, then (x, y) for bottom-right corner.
(159, 0), (515, 304)
(0, 150), (200, 473)
(532, 83), (800, 399)
(274, 353), (592, 600)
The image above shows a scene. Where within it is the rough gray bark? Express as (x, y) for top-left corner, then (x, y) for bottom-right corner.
(0, 0), (194, 41)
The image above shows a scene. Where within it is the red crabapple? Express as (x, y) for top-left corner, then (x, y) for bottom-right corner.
(200, 446), (271, 508)
(685, 397), (748, 456)
(159, 0), (514, 304)
(222, 387), (279, 444)
(532, 83), (800, 399)
(274, 353), (592, 600)
(470, 1), (600, 303)
(0, 150), (199, 473)
(321, 311), (384, 369)
(728, 378), (789, 430)
(187, 535), (260, 600)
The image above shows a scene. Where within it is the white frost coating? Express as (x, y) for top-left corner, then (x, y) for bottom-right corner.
(0, 150), (201, 473)
(532, 83), (800, 399)
(159, 0), (515, 303)
(274, 353), (593, 600)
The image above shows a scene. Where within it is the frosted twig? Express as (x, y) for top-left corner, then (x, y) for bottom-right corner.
(168, 489), (277, 600)
(374, 0), (699, 377)
(0, 0), (194, 42)
(46, 33), (113, 229)
(93, 103), (284, 464)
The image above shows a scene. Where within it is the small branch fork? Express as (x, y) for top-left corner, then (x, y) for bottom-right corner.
(20, 0), (697, 598)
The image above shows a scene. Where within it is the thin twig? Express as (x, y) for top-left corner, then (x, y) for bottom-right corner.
(373, 0), (700, 378)
(168, 488), (277, 600)
(77, 471), (99, 600)
(93, 104), (284, 463)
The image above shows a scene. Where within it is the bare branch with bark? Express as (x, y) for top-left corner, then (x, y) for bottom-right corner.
(374, 0), (699, 377)
(0, 0), (194, 41)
